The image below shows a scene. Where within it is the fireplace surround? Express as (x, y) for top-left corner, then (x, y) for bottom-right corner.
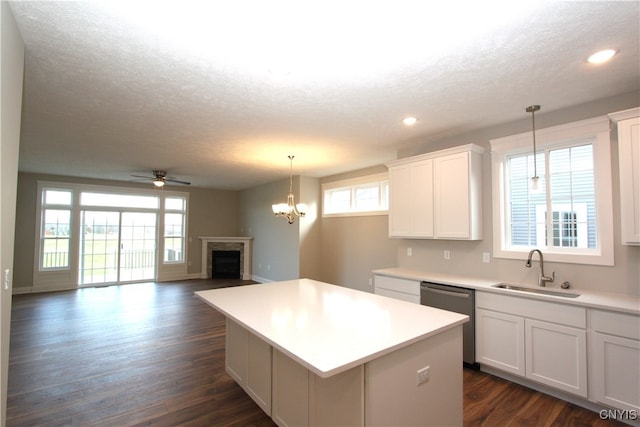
(199, 237), (253, 280)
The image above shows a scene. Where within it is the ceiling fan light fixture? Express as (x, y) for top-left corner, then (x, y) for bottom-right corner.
(153, 178), (165, 187)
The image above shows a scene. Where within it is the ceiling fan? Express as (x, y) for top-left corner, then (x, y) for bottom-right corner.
(130, 170), (191, 187)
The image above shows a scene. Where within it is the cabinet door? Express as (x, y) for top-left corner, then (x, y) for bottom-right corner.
(246, 333), (272, 415)
(410, 159), (434, 237)
(476, 308), (525, 376)
(272, 350), (309, 427)
(388, 165), (412, 237)
(434, 152), (471, 239)
(226, 319), (272, 416)
(618, 116), (640, 244)
(388, 160), (434, 238)
(226, 318), (248, 384)
(525, 319), (587, 397)
(593, 332), (640, 411)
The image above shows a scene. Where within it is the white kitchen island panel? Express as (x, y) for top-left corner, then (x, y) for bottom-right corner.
(195, 278), (468, 426)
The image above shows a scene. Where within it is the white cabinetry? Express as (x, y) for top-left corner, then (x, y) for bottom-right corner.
(226, 318), (272, 415)
(476, 308), (525, 376)
(373, 274), (420, 303)
(609, 107), (640, 245)
(590, 309), (640, 412)
(388, 159), (434, 237)
(272, 350), (364, 427)
(476, 292), (587, 397)
(387, 144), (484, 240)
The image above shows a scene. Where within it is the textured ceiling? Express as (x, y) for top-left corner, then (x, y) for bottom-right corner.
(8, 1), (640, 190)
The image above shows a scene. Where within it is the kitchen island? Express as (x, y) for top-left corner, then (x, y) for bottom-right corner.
(195, 278), (468, 426)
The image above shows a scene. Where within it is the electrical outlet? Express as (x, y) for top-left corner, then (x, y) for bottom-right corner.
(482, 252), (490, 263)
(416, 365), (430, 386)
(444, 250), (450, 260)
(407, 247), (412, 257)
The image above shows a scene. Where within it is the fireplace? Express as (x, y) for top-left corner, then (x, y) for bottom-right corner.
(199, 237), (253, 280)
(212, 250), (241, 279)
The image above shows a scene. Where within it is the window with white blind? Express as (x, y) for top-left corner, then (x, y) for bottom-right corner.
(322, 172), (389, 217)
(490, 116), (614, 265)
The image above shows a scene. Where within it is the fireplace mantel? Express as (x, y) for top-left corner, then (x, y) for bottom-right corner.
(199, 237), (253, 280)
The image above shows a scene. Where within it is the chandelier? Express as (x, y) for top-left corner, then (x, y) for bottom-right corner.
(272, 155), (307, 224)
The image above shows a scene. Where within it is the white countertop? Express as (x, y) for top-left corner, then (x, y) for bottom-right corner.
(373, 268), (640, 315)
(195, 278), (468, 378)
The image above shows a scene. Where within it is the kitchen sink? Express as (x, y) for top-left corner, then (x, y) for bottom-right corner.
(492, 283), (580, 298)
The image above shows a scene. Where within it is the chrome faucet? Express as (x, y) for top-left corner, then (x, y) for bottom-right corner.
(525, 249), (555, 287)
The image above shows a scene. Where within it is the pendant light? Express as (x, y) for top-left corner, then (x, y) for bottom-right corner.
(272, 155), (307, 224)
(526, 105), (541, 193)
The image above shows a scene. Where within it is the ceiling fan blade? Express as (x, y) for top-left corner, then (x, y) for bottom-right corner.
(165, 178), (191, 185)
(130, 174), (153, 179)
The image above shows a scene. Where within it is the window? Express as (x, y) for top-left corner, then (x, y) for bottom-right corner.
(35, 181), (190, 289)
(40, 189), (72, 269)
(164, 196), (187, 262)
(322, 173), (389, 216)
(491, 116), (614, 265)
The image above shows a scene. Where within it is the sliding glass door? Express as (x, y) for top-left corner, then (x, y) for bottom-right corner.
(79, 211), (156, 285)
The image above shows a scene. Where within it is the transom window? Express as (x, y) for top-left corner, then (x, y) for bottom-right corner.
(490, 116), (614, 265)
(322, 173), (389, 217)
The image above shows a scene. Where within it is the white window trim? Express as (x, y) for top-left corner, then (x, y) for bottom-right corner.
(34, 180), (190, 290)
(322, 172), (389, 217)
(490, 115), (614, 266)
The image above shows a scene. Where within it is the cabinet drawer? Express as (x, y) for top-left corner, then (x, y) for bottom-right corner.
(591, 310), (640, 340)
(375, 287), (420, 304)
(476, 291), (586, 328)
(374, 275), (420, 296)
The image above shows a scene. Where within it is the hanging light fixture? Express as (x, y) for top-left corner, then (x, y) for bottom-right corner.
(526, 105), (541, 193)
(272, 155), (307, 224)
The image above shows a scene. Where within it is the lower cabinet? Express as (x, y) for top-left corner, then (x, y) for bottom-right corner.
(272, 350), (364, 427)
(476, 292), (587, 397)
(525, 319), (587, 397)
(227, 319), (364, 426)
(476, 308), (525, 376)
(373, 274), (420, 303)
(225, 318), (272, 415)
(590, 309), (640, 412)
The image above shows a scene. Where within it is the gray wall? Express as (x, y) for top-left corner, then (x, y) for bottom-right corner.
(318, 165), (399, 291)
(1, 3), (25, 424)
(12, 172), (241, 289)
(239, 175), (321, 282)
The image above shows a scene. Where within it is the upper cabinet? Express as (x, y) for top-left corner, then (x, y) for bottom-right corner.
(387, 144), (484, 240)
(609, 107), (640, 245)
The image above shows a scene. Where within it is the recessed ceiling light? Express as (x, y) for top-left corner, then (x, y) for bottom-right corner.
(403, 117), (418, 126)
(587, 49), (617, 64)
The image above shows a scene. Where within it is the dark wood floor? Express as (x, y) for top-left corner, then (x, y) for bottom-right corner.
(6, 279), (622, 426)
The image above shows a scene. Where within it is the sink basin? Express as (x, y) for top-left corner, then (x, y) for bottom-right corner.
(492, 283), (580, 298)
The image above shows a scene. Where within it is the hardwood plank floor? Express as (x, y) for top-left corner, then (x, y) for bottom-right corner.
(6, 279), (623, 426)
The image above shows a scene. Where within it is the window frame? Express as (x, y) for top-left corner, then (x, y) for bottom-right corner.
(490, 115), (614, 266)
(322, 172), (389, 217)
(163, 196), (187, 264)
(34, 181), (190, 289)
(39, 188), (74, 271)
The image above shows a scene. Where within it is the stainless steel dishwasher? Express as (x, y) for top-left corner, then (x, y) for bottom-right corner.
(420, 282), (478, 368)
